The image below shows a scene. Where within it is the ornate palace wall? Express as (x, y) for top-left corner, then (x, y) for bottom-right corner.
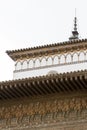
(0, 93), (87, 130)
(13, 49), (87, 79)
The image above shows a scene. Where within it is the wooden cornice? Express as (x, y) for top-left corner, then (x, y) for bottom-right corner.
(6, 39), (87, 61)
(0, 70), (87, 100)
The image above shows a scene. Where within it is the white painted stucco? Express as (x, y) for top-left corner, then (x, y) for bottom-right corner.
(13, 61), (87, 79)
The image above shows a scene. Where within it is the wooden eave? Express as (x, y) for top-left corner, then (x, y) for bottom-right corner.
(0, 70), (87, 100)
(6, 39), (87, 61)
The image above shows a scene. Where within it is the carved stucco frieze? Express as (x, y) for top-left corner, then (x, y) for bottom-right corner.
(1, 97), (87, 129)
(0, 97), (87, 120)
(15, 49), (87, 73)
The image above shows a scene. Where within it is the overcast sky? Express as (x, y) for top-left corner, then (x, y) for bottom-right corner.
(0, 0), (87, 81)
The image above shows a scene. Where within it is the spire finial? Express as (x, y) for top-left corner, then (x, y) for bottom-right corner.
(69, 9), (79, 41)
(75, 8), (76, 17)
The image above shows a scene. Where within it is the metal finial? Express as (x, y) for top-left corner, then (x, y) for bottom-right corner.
(74, 17), (77, 31)
(74, 9), (77, 31)
(69, 9), (79, 41)
(75, 8), (76, 17)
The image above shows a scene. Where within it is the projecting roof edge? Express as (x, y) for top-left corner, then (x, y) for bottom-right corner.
(0, 70), (87, 100)
(6, 39), (87, 61)
(0, 69), (87, 85)
(6, 39), (87, 54)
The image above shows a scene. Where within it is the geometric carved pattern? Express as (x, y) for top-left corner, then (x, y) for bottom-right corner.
(0, 97), (87, 121)
(0, 97), (87, 129)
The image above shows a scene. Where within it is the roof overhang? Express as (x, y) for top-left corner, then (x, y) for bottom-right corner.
(0, 70), (87, 100)
(6, 39), (87, 61)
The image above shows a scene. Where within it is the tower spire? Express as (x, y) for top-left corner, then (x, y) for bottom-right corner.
(69, 9), (79, 41)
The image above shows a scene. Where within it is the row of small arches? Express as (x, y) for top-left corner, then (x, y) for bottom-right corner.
(15, 51), (87, 70)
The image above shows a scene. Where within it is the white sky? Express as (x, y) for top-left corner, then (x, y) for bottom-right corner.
(0, 0), (87, 81)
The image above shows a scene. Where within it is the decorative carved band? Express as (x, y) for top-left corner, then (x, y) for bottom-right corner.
(0, 97), (87, 120)
(15, 50), (87, 71)
(1, 97), (87, 129)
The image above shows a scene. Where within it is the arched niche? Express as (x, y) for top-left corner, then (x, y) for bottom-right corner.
(47, 57), (52, 66)
(54, 56), (58, 65)
(79, 52), (85, 61)
(60, 55), (65, 64)
(41, 58), (46, 67)
(16, 61), (21, 70)
(22, 60), (27, 69)
(73, 53), (78, 62)
(66, 54), (72, 63)
(29, 59), (34, 68)
(35, 58), (41, 68)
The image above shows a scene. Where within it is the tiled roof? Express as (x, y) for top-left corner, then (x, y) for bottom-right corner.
(0, 70), (87, 100)
(0, 69), (86, 84)
(6, 39), (87, 54)
(6, 39), (87, 61)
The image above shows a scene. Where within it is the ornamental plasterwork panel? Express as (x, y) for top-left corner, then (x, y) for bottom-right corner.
(0, 96), (87, 127)
(0, 97), (87, 130)
(15, 50), (87, 71)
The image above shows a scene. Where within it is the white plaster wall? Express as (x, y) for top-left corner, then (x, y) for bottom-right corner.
(13, 62), (87, 79)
